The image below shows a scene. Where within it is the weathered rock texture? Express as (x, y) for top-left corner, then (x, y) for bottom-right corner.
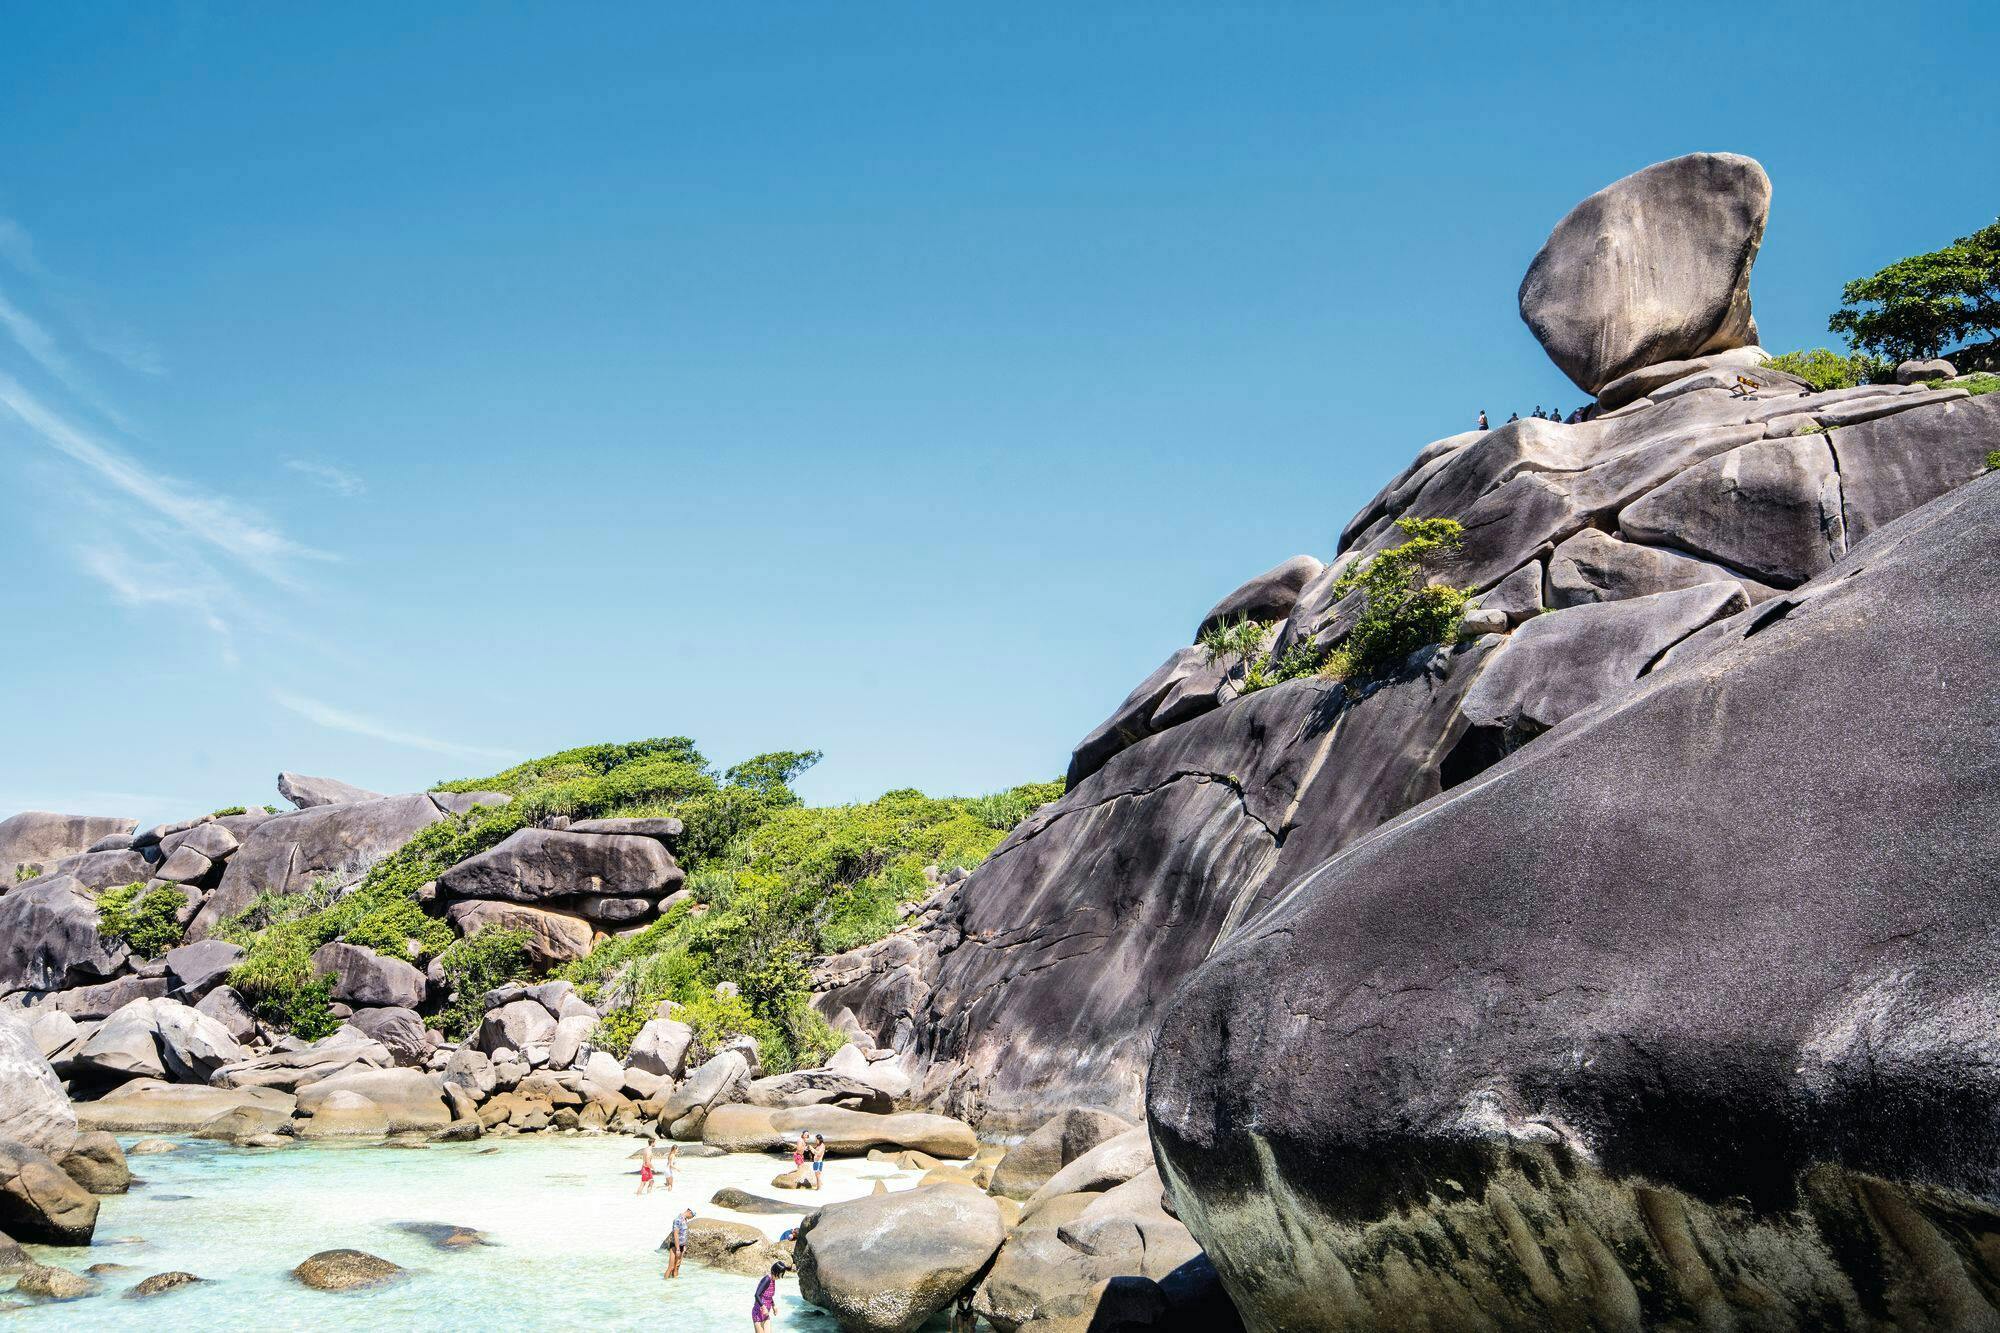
(1148, 473), (2000, 1331)
(812, 159), (1999, 1136)
(1520, 152), (1769, 395)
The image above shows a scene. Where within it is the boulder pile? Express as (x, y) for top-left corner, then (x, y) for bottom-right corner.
(813, 152), (2000, 1135)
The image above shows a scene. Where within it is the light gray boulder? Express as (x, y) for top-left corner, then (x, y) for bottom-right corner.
(1548, 526), (1773, 608)
(47, 974), (165, 1021)
(345, 1006), (429, 1067)
(150, 999), (246, 1082)
(991, 1108), (1135, 1201)
(194, 985), (260, 1044)
(437, 828), (684, 904)
(1461, 583), (1747, 735)
(152, 845), (215, 884)
(43, 848), (154, 892)
(566, 816), (684, 840)
(1830, 393), (2000, 545)
(628, 1017), (695, 1079)
(1619, 435), (1845, 587)
(443, 1046), (499, 1098)
(0, 1015), (77, 1158)
(795, 1183), (1006, 1333)
(1595, 345), (1773, 411)
(213, 1027), (391, 1092)
(0, 876), (129, 993)
(0, 813), (136, 881)
(658, 1050), (751, 1132)
(310, 942), (425, 1011)
(1476, 560), (1545, 625)
(477, 999), (557, 1059)
(29, 1010), (82, 1062)
(427, 790), (510, 816)
(195, 793), (443, 935)
(1519, 152), (1769, 395)
(583, 1050), (623, 1089)
(1194, 554), (1325, 639)
(1025, 1127), (1156, 1212)
(73, 1079), (295, 1132)
(165, 822), (240, 863)
(276, 772), (384, 809)
(161, 939), (244, 1001)
(68, 998), (167, 1083)
(546, 1013), (595, 1070)
(1896, 358), (1956, 384)
(57, 1131), (130, 1195)
(295, 1068), (450, 1133)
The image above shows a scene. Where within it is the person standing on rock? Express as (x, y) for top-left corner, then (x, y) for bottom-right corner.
(638, 1144), (656, 1196)
(1477, 409), (1489, 431)
(666, 1208), (693, 1279)
(809, 1134), (826, 1190)
(752, 1261), (787, 1333)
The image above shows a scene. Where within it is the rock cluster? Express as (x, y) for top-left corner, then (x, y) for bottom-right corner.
(812, 150), (2000, 1143)
(437, 816), (689, 960)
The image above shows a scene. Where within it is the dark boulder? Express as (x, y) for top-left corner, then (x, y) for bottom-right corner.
(276, 772), (384, 809)
(437, 828), (683, 905)
(194, 793), (443, 936)
(1194, 555), (1324, 639)
(1619, 435), (1846, 587)
(1148, 475), (2000, 1331)
(310, 942), (426, 1011)
(0, 876), (129, 993)
(161, 939), (245, 1001)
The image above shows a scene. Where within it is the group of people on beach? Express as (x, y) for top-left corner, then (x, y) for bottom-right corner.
(641, 1134), (830, 1331)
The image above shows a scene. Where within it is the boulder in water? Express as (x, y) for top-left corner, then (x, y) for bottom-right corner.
(291, 1248), (404, 1291)
(795, 1183), (1006, 1333)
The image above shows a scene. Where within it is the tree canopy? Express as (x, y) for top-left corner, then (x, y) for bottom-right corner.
(1829, 220), (2000, 362)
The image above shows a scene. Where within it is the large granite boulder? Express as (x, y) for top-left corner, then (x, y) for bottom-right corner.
(991, 1108), (1135, 1201)
(1148, 474), (2000, 1330)
(0, 1140), (98, 1244)
(276, 772), (384, 809)
(346, 1006), (429, 1066)
(627, 1015), (696, 1079)
(194, 793), (443, 936)
(213, 1027), (391, 1092)
(74, 1080), (296, 1133)
(658, 1050), (752, 1135)
(0, 876), (129, 993)
(68, 998), (168, 1083)
(41, 847), (155, 892)
(296, 1068), (451, 1133)
(161, 939), (245, 1001)
(1620, 434), (1846, 587)
(701, 1104), (977, 1158)
(57, 1131), (129, 1194)
(1520, 152), (1769, 395)
(437, 827), (684, 904)
(150, 998), (248, 1081)
(0, 812), (136, 881)
(310, 941), (425, 1010)
(0, 1016), (77, 1157)
(795, 1183), (1006, 1332)
(1194, 555), (1324, 639)
(445, 900), (594, 966)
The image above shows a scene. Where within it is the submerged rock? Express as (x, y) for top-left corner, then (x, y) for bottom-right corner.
(128, 1270), (203, 1297)
(291, 1248), (404, 1291)
(15, 1262), (97, 1300)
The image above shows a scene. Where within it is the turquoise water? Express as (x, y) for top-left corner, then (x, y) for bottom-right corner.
(11, 1133), (926, 1330)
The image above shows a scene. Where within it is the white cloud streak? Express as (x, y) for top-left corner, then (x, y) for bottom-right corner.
(286, 458), (366, 497)
(270, 690), (514, 761)
(0, 372), (333, 582)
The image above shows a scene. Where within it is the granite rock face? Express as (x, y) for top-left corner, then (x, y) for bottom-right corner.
(0, 877), (129, 994)
(195, 793), (443, 935)
(817, 253), (2000, 1131)
(0, 1016), (78, 1158)
(1148, 474), (2000, 1331)
(0, 813), (137, 881)
(1520, 152), (1769, 395)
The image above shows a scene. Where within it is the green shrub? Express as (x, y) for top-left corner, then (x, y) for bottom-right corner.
(960, 780), (1065, 832)
(1762, 347), (1893, 392)
(592, 1003), (650, 1060)
(211, 806), (247, 817)
(431, 928), (534, 1039)
(1956, 374), (2000, 398)
(96, 881), (187, 958)
(228, 935), (340, 1040)
(1986, 450), (2000, 471)
(1332, 518), (1475, 676)
(13, 864), (41, 883)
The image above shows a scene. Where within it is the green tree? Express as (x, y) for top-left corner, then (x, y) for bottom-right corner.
(1829, 220), (2000, 361)
(1332, 517), (1473, 675)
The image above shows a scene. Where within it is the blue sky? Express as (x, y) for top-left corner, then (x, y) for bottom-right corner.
(2, 4), (1995, 825)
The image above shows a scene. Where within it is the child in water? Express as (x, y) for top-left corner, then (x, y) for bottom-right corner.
(753, 1261), (788, 1333)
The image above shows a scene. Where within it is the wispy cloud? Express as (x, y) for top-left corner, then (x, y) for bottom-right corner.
(0, 218), (41, 275)
(286, 458), (366, 497)
(76, 543), (240, 664)
(270, 690), (513, 761)
(0, 372), (333, 581)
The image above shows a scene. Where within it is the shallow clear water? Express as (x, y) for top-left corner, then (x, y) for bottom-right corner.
(12, 1133), (929, 1330)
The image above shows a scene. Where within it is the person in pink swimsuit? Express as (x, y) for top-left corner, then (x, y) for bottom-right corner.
(753, 1261), (788, 1332)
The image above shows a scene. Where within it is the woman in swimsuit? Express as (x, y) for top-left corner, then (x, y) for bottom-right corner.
(752, 1261), (788, 1333)
(663, 1143), (679, 1191)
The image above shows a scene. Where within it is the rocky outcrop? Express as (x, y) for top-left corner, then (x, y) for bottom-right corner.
(57, 1131), (129, 1194)
(74, 1080), (296, 1133)
(310, 941), (426, 1010)
(796, 1184), (1006, 1332)
(445, 899), (594, 966)
(701, 1104), (977, 1158)
(0, 812), (136, 882)
(814, 154), (2000, 1135)
(1148, 474), (2000, 1330)
(194, 792), (443, 935)
(277, 772), (384, 809)
(1520, 152), (1768, 395)
(1194, 555), (1323, 638)
(437, 825), (685, 936)
(990, 1108), (1133, 1200)
(0, 876), (128, 994)
(0, 1016), (77, 1158)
